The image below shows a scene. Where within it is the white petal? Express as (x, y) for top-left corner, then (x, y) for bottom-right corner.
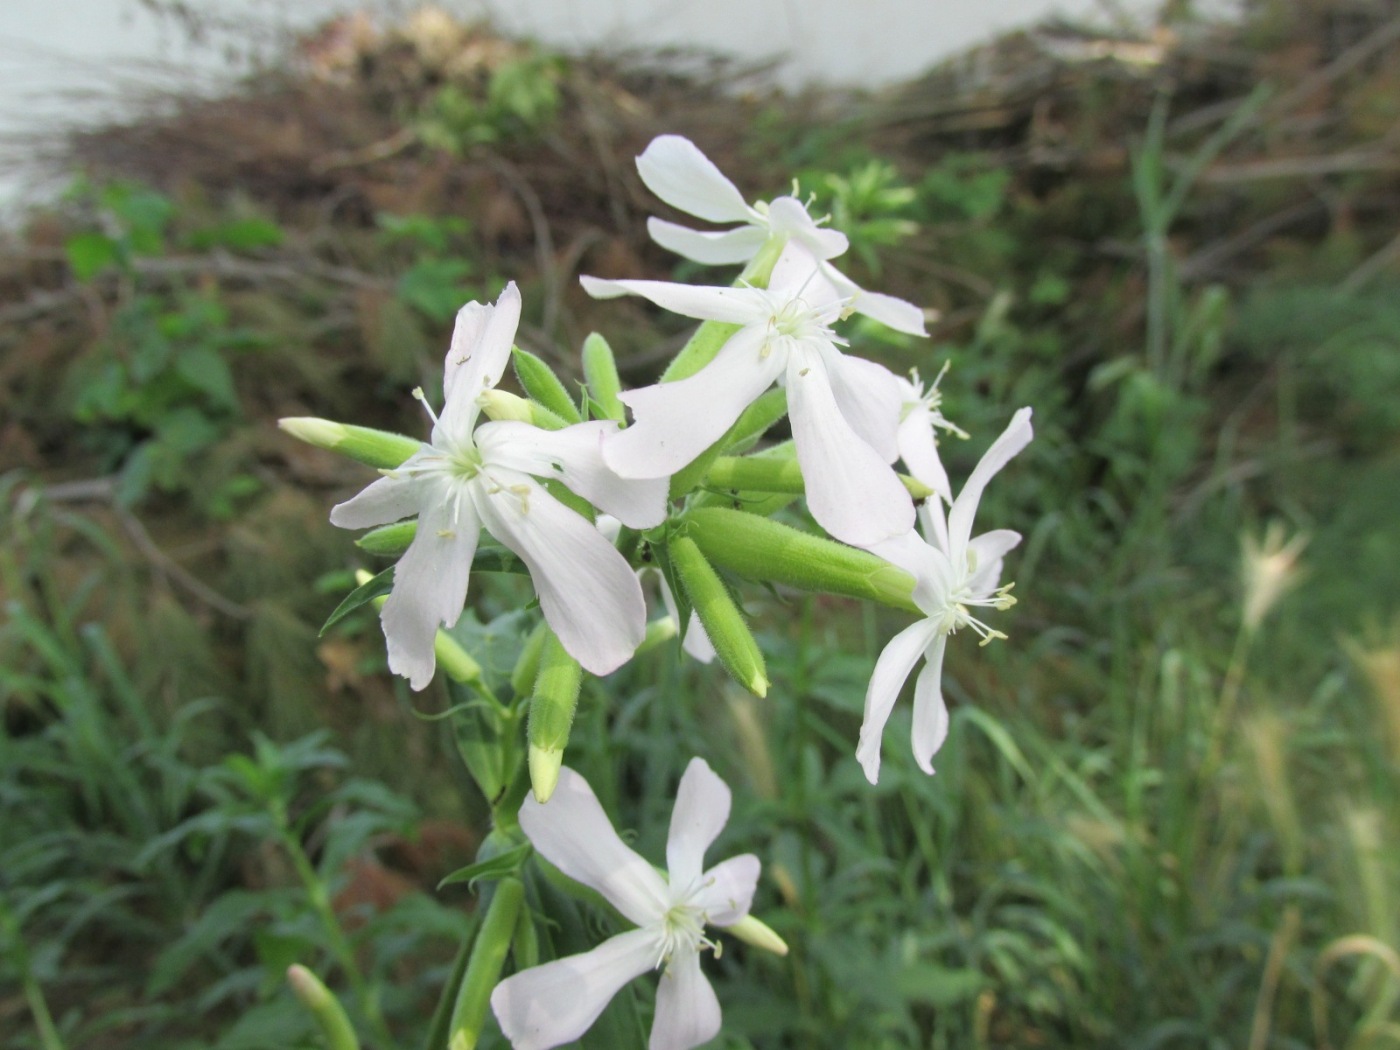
(379, 493), (480, 691)
(787, 351), (914, 547)
(824, 350), (902, 463)
(816, 260), (928, 336)
(897, 408), (952, 503)
(579, 275), (765, 326)
(692, 854), (760, 927)
(857, 619), (940, 784)
(766, 196), (848, 260)
(472, 475), (646, 675)
(768, 243), (845, 312)
(519, 767), (669, 926)
(966, 529), (1022, 596)
(864, 529), (943, 613)
(648, 218), (766, 265)
(606, 326), (785, 478)
(666, 758), (731, 889)
(910, 635), (950, 775)
(852, 289), (929, 336)
(650, 946), (721, 1050)
(917, 496), (951, 556)
(477, 420), (668, 529)
(329, 466), (426, 529)
(438, 282), (522, 440)
(681, 615), (717, 664)
(491, 927), (658, 1050)
(948, 407), (1032, 559)
(636, 135), (753, 224)
(655, 567), (717, 664)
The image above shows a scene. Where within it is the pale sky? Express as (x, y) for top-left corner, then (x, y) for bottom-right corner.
(0, 0), (1168, 207)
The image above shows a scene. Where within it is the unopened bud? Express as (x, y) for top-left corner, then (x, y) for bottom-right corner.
(725, 914), (789, 957)
(478, 389), (534, 423)
(582, 332), (625, 422)
(279, 417), (420, 470)
(669, 535), (767, 697)
(685, 507), (919, 613)
(287, 965), (360, 1050)
(510, 620), (550, 697)
(526, 629), (582, 802)
(356, 520), (416, 557)
(513, 347), (582, 425)
(527, 744), (562, 804)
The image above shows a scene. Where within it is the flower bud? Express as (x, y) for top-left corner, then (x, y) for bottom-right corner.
(684, 507), (919, 613)
(356, 521), (416, 557)
(724, 914), (789, 957)
(526, 629), (583, 803)
(705, 452), (934, 501)
(477, 389), (534, 424)
(581, 332), (625, 422)
(510, 619), (550, 697)
(278, 417), (420, 470)
(512, 347), (582, 425)
(287, 965), (360, 1050)
(479, 388), (569, 431)
(668, 534), (767, 698)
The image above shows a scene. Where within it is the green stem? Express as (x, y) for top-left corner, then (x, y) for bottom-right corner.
(448, 878), (526, 1050)
(272, 804), (394, 1048)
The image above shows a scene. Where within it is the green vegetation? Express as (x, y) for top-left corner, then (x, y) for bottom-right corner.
(3, 2), (1398, 1047)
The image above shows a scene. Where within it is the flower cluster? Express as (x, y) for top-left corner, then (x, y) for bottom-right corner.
(285, 134), (1033, 1049)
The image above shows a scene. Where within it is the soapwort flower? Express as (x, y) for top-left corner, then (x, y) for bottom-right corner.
(329, 283), (665, 688)
(491, 759), (759, 1050)
(895, 364), (968, 504)
(583, 245), (914, 546)
(856, 407), (1032, 783)
(635, 134), (928, 335)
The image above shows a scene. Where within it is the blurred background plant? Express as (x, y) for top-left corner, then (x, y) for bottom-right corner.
(2, 0), (1398, 1046)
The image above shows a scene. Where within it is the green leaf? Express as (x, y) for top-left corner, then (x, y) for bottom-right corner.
(185, 217), (285, 251)
(174, 345), (239, 411)
(894, 965), (987, 1007)
(65, 231), (120, 280)
(319, 566), (395, 636)
(397, 259), (475, 321)
(437, 843), (531, 889)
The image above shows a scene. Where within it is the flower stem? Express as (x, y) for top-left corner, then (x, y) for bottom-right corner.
(448, 877), (525, 1050)
(271, 802), (394, 1049)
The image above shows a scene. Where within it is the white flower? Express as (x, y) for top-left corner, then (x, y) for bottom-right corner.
(491, 759), (760, 1050)
(329, 283), (666, 688)
(635, 134), (928, 336)
(583, 245), (914, 547)
(895, 364), (968, 504)
(856, 407), (1032, 784)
